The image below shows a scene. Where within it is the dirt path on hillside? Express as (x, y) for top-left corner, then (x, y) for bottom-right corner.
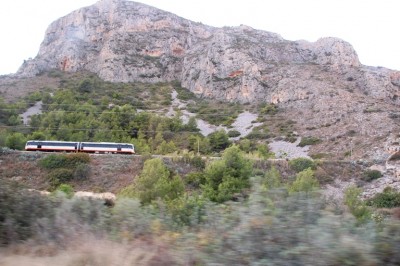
(20, 101), (42, 125)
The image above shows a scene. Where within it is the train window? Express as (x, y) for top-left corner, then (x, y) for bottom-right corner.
(42, 142), (77, 147)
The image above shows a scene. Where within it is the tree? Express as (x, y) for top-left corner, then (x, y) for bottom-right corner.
(288, 168), (319, 194)
(188, 135), (211, 155)
(156, 140), (177, 155)
(239, 139), (252, 153)
(344, 185), (371, 224)
(262, 166), (282, 190)
(208, 130), (231, 152)
(257, 144), (273, 159)
(29, 131), (47, 140)
(185, 116), (199, 132)
(133, 158), (184, 204)
(78, 78), (94, 93)
(7, 115), (22, 126)
(5, 132), (26, 150)
(289, 158), (316, 173)
(202, 145), (253, 202)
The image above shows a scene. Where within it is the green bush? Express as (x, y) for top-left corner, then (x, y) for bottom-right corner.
(166, 194), (206, 226)
(208, 130), (231, 152)
(227, 130), (241, 138)
(189, 155), (206, 169)
(56, 184), (74, 198)
(130, 158), (184, 204)
(39, 154), (68, 169)
(47, 168), (74, 186)
(259, 103), (278, 115)
(288, 168), (319, 194)
(0, 180), (54, 245)
(5, 133), (26, 150)
(66, 152), (90, 166)
(202, 145), (253, 202)
(39, 153), (90, 170)
(262, 166), (282, 190)
(246, 125), (270, 140)
(289, 157), (316, 172)
(367, 187), (400, 208)
(310, 153), (329, 159)
(344, 185), (371, 224)
(118, 184), (136, 198)
(185, 172), (206, 189)
(74, 163), (91, 179)
(362, 169), (383, 182)
(257, 144), (273, 159)
(298, 136), (321, 147)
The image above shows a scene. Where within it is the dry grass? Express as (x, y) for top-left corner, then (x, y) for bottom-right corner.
(0, 236), (181, 266)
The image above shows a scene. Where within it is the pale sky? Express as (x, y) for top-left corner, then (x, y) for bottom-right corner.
(0, 0), (399, 75)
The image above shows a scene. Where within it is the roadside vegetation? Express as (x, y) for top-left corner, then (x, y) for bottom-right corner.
(1, 149), (400, 265)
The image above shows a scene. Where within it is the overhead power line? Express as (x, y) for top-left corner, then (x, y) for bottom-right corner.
(0, 108), (275, 118)
(0, 125), (198, 134)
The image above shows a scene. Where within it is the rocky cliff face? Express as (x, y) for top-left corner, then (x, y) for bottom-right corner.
(17, 0), (400, 105)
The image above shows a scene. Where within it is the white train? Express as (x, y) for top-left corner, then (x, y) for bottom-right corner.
(25, 140), (135, 154)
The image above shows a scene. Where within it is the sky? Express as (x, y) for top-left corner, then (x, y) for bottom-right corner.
(0, 0), (399, 75)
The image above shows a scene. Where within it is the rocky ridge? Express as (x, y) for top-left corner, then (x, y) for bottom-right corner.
(17, 0), (400, 105)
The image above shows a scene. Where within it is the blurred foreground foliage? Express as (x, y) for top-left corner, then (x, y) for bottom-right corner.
(2, 167), (400, 265)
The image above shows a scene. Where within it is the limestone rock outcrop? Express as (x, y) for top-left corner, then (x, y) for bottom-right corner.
(17, 0), (400, 104)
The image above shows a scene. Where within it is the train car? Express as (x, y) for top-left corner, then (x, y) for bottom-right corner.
(25, 140), (79, 152)
(79, 142), (135, 154)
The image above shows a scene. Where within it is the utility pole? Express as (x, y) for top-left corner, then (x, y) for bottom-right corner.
(350, 140), (353, 160)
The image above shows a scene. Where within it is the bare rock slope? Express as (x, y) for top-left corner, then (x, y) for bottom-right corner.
(17, 0), (400, 104)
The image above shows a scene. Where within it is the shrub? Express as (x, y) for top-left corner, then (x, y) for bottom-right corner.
(298, 136), (321, 147)
(259, 103), (278, 115)
(118, 184), (136, 198)
(156, 140), (177, 155)
(227, 130), (241, 138)
(47, 168), (74, 186)
(0, 180), (54, 245)
(131, 158), (184, 204)
(74, 163), (91, 179)
(208, 130), (231, 152)
(262, 166), (282, 190)
(367, 187), (400, 208)
(65, 152), (91, 167)
(289, 158), (316, 172)
(310, 153), (329, 159)
(185, 172), (206, 189)
(39, 154), (68, 169)
(189, 156), (206, 170)
(56, 184), (74, 198)
(257, 144), (273, 159)
(202, 145), (253, 202)
(166, 194), (206, 226)
(246, 125), (270, 140)
(39, 153), (90, 171)
(238, 139), (254, 153)
(362, 169), (382, 182)
(288, 168), (319, 194)
(5, 133), (26, 150)
(344, 185), (371, 224)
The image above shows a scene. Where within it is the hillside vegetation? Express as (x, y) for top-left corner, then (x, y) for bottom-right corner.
(1, 146), (400, 265)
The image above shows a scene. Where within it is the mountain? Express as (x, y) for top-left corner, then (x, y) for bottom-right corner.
(17, 0), (400, 103)
(7, 0), (400, 161)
